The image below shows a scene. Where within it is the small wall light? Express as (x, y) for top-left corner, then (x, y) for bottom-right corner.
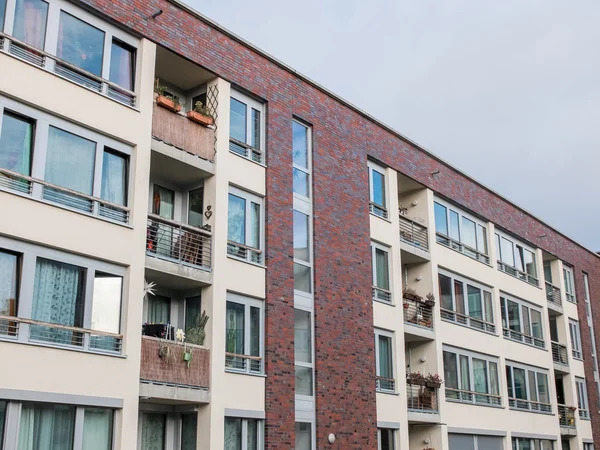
(416, 275), (423, 282)
(420, 356), (427, 363)
(431, 170), (440, 176)
(411, 200), (419, 207)
(424, 438), (431, 445)
(150, 9), (163, 19)
(328, 434), (336, 444)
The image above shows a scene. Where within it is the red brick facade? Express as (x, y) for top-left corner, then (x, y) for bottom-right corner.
(80, 0), (600, 446)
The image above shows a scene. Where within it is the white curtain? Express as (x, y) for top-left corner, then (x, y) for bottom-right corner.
(82, 408), (112, 450)
(18, 403), (75, 450)
(152, 186), (174, 257)
(224, 418), (242, 450)
(141, 413), (165, 450)
(101, 152), (127, 206)
(227, 194), (246, 244)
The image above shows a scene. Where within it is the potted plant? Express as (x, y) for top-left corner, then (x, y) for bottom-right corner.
(187, 100), (214, 126)
(186, 311), (209, 346)
(154, 78), (181, 112)
(403, 287), (423, 303)
(406, 371), (427, 386)
(425, 373), (443, 388)
(424, 293), (436, 307)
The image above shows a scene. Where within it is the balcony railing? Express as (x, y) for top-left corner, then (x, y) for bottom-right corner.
(225, 352), (263, 375)
(399, 215), (429, 251)
(436, 233), (490, 264)
(503, 328), (545, 349)
(403, 297), (434, 330)
(546, 282), (562, 309)
(376, 376), (396, 393)
(146, 214), (212, 270)
(509, 397), (552, 413)
(565, 292), (576, 304)
(372, 286), (392, 303)
(407, 382), (439, 413)
(552, 341), (569, 367)
(441, 308), (496, 334)
(557, 404), (577, 428)
(572, 347), (582, 360)
(0, 169), (130, 224)
(227, 241), (263, 265)
(579, 408), (590, 420)
(0, 315), (122, 354)
(497, 261), (539, 286)
(229, 138), (263, 164)
(446, 388), (502, 406)
(0, 32), (136, 107)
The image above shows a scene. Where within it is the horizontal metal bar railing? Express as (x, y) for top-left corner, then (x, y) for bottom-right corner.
(557, 404), (577, 427)
(369, 201), (388, 219)
(399, 214), (429, 251)
(372, 286), (392, 303)
(497, 260), (539, 286)
(509, 397), (552, 413)
(579, 408), (590, 420)
(376, 376), (396, 392)
(147, 214), (212, 270)
(436, 233), (490, 264)
(227, 241), (262, 265)
(403, 297), (434, 330)
(551, 341), (569, 366)
(446, 388), (502, 406)
(546, 282), (562, 308)
(225, 352), (263, 374)
(440, 308), (496, 333)
(229, 138), (263, 164)
(503, 327), (545, 348)
(0, 168), (130, 224)
(406, 383), (439, 413)
(0, 31), (136, 107)
(565, 292), (576, 303)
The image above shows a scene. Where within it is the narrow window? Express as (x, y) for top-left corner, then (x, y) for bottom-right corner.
(141, 413), (166, 450)
(295, 422), (312, 450)
(0, 112), (34, 177)
(109, 39), (135, 91)
(368, 163), (387, 218)
(101, 150), (128, 206)
(82, 408), (114, 450)
(375, 331), (394, 392)
(90, 272), (122, 351)
(0, 249), (19, 336)
(147, 294), (170, 325)
(292, 121), (310, 197)
(188, 187), (204, 227)
(181, 413), (198, 450)
(295, 309), (313, 396)
(434, 202), (448, 236)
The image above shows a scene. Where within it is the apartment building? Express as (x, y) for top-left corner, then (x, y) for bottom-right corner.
(0, 0), (598, 449)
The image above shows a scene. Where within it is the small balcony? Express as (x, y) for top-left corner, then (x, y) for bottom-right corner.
(399, 214), (429, 250)
(403, 294), (435, 342)
(503, 327), (545, 349)
(441, 309), (496, 334)
(436, 233), (491, 265)
(557, 404), (577, 435)
(546, 282), (563, 314)
(497, 261), (539, 287)
(139, 336), (210, 404)
(551, 341), (569, 373)
(406, 382), (440, 423)
(508, 397), (551, 413)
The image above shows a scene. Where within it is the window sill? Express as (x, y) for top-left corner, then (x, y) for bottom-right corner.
(573, 356), (584, 362)
(227, 255), (266, 269)
(373, 298), (395, 307)
(376, 389), (399, 396)
(229, 150), (267, 168)
(369, 212), (391, 223)
(441, 317), (497, 337)
(0, 334), (126, 359)
(224, 368), (266, 378)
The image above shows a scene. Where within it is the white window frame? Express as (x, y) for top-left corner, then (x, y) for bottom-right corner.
(368, 161), (388, 219)
(448, 434), (505, 450)
(227, 185), (265, 265)
(564, 266), (576, 303)
(505, 361), (551, 413)
(295, 421), (314, 450)
(229, 89), (266, 164)
(512, 438), (554, 450)
(224, 292), (265, 375)
(294, 306), (315, 400)
(293, 208), (313, 299)
(292, 119), (312, 203)
(495, 230), (538, 286)
(438, 269), (495, 333)
(371, 241), (392, 304)
(375, 329), (395, 393)
(583, 273), (592, 320)
(500, 293), (545, 349)
(377, 428), (396, 450)
(576, 377), (590, 420)
(569, 319), (583, 360)
(224, 417), (264, 450)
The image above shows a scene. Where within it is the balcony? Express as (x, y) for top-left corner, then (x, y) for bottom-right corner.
(497, 261), (539, 287)
(557, 404), (577, 435)
(503, 327), (545, 349)
(441, 309), (496, 334)
(403, 296), (434, 341)
(436, 233), (491, 265)
(546, 282), (563, 314)
(508, 397), (551, 413)
(551, 341), (569, 373)
(399, 214), (429, 250)
(407, 382), (440, 423)
(447, 388), (502, 407)
(139, 336), (210, 404)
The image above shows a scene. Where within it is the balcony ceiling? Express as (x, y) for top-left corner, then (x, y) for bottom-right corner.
(155, 46), (215, 90)
(397, 172), (425, 195)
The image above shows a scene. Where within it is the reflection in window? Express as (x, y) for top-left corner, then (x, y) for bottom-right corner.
(57, 11), (105, 76)
(434, 202), (448, 236)
(91, 273), (122, 333)
(0, 112), (33, 176)
(229, 98), (246, 144)
(370, 170), (385, 208)
(101, 150), (127, 206)
(293, 121), (310, 197)
(296, 365), (313, 396)
(294, 263), (311, 293)
(109, 40), (135, 90)
(293, 168), (309, 197)
(13, 0), (49, 49)
(296, 422), (312, 450)
(293, 211), (310, 262)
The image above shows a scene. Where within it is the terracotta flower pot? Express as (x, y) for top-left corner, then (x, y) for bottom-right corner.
(186, 110), (214, 126)
(156, 95), (182, 112)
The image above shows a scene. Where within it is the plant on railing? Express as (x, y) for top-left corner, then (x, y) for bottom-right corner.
(186, 311), (209, 346)
(425, 293), (436, 307)
(403, 287), (423, 302)
(154, 78), (182, 112)
(186, 100), (214, 127)
(399, 202), (408, 216)
(406, 371), (427, 386)
(425, 373), (443, 388)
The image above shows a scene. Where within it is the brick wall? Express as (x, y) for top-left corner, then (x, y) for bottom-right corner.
(79, 0), (600, 446)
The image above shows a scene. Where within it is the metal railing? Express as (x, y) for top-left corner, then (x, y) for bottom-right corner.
(579, 408), (589, 420)
(0, 168), (130, 224)
(372, 286), (392, 303)
(557, 404), (577, 427)
(565, 292), (576, 304)
(399, 215), (429, 251)
(403, 297), (434, 330)
(146, 214), (212, 270)
(369, 201), (388, 219)
(0, 315), (122, 353)
(441, 308), (496, 334)
(552, 341), (569, 367)
(0, 32), (136, 107)
(446, 388), (502, 406)
(225, 352), (263, 374)
(229, 138), (263, 164)
(497, 261), (539, 286)
(572, 347), (582, 360)
(376, 376), (396, 392)
(436, 233), (490, 264)
(509, 397), (552, 413)
(546, 282), (562, 309)
(503, 328), (545, 349)
(227, 241), (262, 265)
(407, 383), (439, 413)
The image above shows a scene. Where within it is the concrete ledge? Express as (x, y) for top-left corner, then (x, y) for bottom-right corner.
(407, 410), (441, 424)
(151, 137), (215, 175)
(145, 255), (212, 289)
(403, 324), (435, 342)
(139, 382), (210, 404)
(399, 241), (430, 263)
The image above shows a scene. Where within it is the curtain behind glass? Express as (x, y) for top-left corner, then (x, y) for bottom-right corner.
(250, 306), (260, 357)
(13, 0), (48, 49)
(489, 362), (499, 395)
(109, 41), (134, 90)
(0, 113), (32, 175)
(181, 413), (197, 450)
(0, 251), (17, 318)
(473, 359), (489, 403)
(378, 336), (392, 378)
(224, 418), (242, 450)
(438, 274), (453, 311)
(18, 403), (75, 450)
(454, 281), (465, 315)
(147, 295), (170, 324)
(57, 11), (104, 76)
(537, 373), (549, 404)
(82, 408), (113, 450)
(141, 413), (165, 450)
(152, 185), (174, 257)
(467, 285), (482, 320)
(483, 292), (493, 324)
(530, 310), (543, 339)
(459, 355), (470, 391)
(46, 127), (95, 194)
(226, 301), (244, 354)
(513, 368), (527, 399)
(247, 419), (258, 450)
(449, 211), (460, 241)
(443, 351), (458, 389)
(461, 217), (476, 248)
(295, 423), (311, 450)
(101, 151), (127, 206)
(228, 194), (246, 244)
(375, 248), (389, 290)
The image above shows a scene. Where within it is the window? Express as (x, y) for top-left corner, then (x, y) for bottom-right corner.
(0, 249), (19, 336)
(506, 363), (551, 413)
(0, 0), (6, 32)
(181, 413), (197, 450)
(443, 347), (500, 406)
(57, 11), (104, 76)
(188, 188), (204, 227)
(82, 407), (114, 450)
(438, 271), (494, 333)
(583, 273), (592, 319)
(434, 199), (489, 263)
(13, 0), (48, 50)
(583, 444), (594, 450)
(109, 40), (135, 91)
(295, 422), (312, 450)
(0, 112), (34, 179)
(227, 187), (264, 264)
(378, 429), (395, 450)
(229, 91), (264, 163)
(371, 243), (391, 303)
(293, 120), (311, 198)
(576, 377), (590, 420)
(90, 272), (122, 351)
(449, 434), (503, 450)
(375, 329), (395, 392)
(563, 266), (576, 303)
(294, 210), (312, 294)
(147, 294), (170, 324)
(569, 319), (582, 360)
(225, 294), (264, 375)
(224, 417), (263, 450)
(140, 411), (195, 450)
(184, 296), (201, 335)
(141, 412), (166, 450)
(295, 309), (313, 396)
(18, 403), (75, 448)
(368, 162), (387, 219)
(500, 295), (544, 348)
(495, 231), (538, 286)
(512, 438), (554, 450)
(0, 401), (6, 450)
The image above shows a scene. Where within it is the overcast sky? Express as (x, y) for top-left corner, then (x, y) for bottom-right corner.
(189, 0), (600, 251)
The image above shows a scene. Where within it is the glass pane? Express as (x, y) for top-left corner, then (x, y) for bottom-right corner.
(530, 310), (543, 339)
(528, 371), (537, 402)
(434, 202), (448, 236)
(293, 210), (310, 262)
(224, 418), (242, 450)
(515, 246), (525, 272)
(476, 224), (488, 253)
(507, 300), (521, 332)
(522, 306), (531, 336)
(370, 169), (385, 207)
(524, 249), (536, 277)
(296, 365), (313, 396)
(109, 40), (134, 90)
(455, 281), (465, 315)
(181, 413), (197, 450)
(147, 294), (170, 324)
(250, 306), (260, 357)
(0, 112), (33, 176)
(46, 127), (96, 194)
(18, 403), (75, 450)
(225, 301), (244, 355)
(439, 274), (453, 311)
(57, 11), (105, 76)
(295, 422), (312, 450)
(184, 296), (201, 335)
(101, 151), (127, 206)
(462, 217), (476, 248)
(188, 188), (204, 227)
(374, 248), (389, 290)
(141, 413), (165, 450)
(152, 185), (174, 219)
(229, 98), (246, 143)
(449, 434), (475, 450)
(249, 202), (260, 248)
(0, 401), (5, 450)
(544, 262), (553, 284)
(513, 368), (527, 399)
(294, 309), (311, 363)
(227, 194), (246, 244)
(294, 263), (311, 293)
(501, 237), (514, 266)
(293, 168), (309, 197)
(460, 355), (470, 391)
(483, 291), (493, 323)
(0, 0), (5, 32)
(378, 335), (393, 378)
(478, 436), (503, 450)
(0, 250), (18, 320)
(13, 0), (48, 49)
(443, 351), (458, 389)
(537, 373), (549, 403)
(473, 359), (488, 393)
(467, 285), (482, 319)
(495, 234), (501, 261)
(251, 109), (261, 149)
(449, 211), (460, 241)
(489, 362), (499, 395)
(293, 121), (308, 168)
(506, 366), (513, 398)
(91, 273), (122, 333)
(82, 408), (113, 450)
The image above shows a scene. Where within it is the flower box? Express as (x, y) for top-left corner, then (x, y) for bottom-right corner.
(156, 95), (182, 112)
(186, 110), (214, 126)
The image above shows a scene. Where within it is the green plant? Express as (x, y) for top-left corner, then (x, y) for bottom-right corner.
(193, 100), (213, 119)
(154, 78), (167, 96)
(186, 310), (209, 346)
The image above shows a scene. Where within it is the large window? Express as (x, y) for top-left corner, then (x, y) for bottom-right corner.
(378, 429), (396, 450)
(227, 186), (264, 264)
(368, 161), (387, 219)
(500, 294), (544, 348)
(576, 377), (590, 420)
(295, 308), (313, 397)
(511, 438), (553, 450)
(225, 293), (264, 375)
(375, 329), (395, 393)
(57, 11), (104, 76)
(443, 347), (500, 406)
(371, 242), (391, 303)
(449, 434), (503, 450)
(434, 199), (489, 263)
(506, 362), (550, 413)
(140, 411), (195, 450)
(224, 417), (263, 450)
(438, 271), (494, 333)
(563, 266), (576, 303)
(229, 91), (265, 164)
(495, 231), (538, 286)
(569, 319), (582, 360)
